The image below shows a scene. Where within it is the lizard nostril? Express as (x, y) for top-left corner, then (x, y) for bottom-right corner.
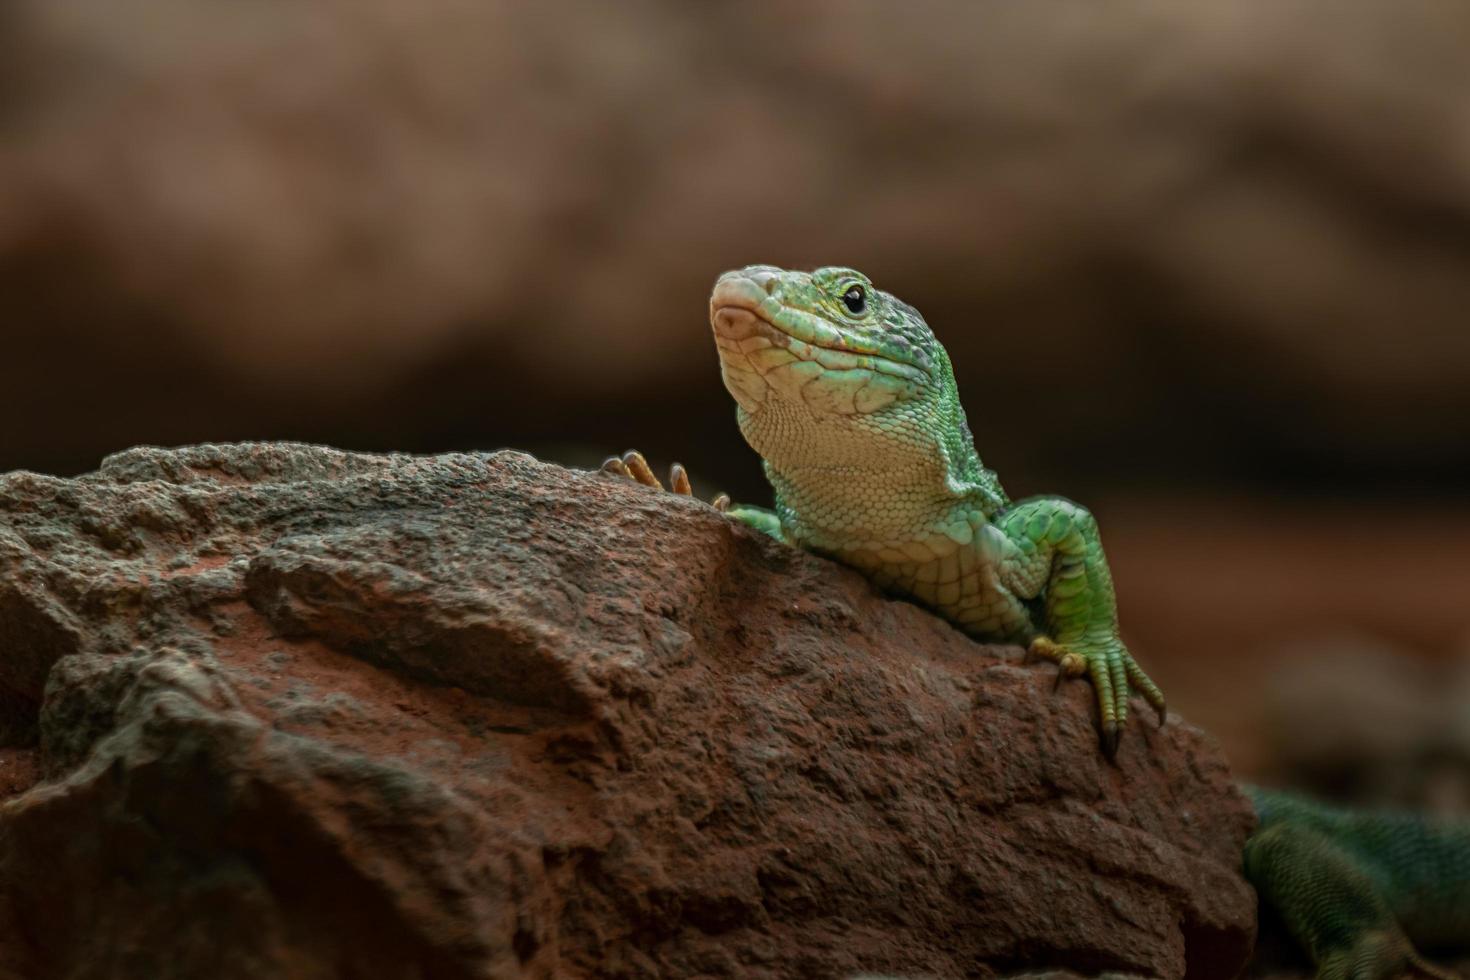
(739, 265), (782, 295)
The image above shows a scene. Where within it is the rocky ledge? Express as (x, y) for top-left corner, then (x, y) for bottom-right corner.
(0, 444), (1254, 979)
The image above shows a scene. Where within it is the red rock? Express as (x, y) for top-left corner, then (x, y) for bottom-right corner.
(0, 444), (1254, 979)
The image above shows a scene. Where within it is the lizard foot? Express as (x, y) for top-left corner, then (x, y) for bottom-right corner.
(1029, 634), (1167, 759)
(1244, 815), (1466, 980)
(1317, 931), (1461, 980)
(599, 449), (731, 510)
(600, 449), (788, 541)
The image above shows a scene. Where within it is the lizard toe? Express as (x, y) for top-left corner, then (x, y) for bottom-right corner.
(1029, 632), (1171, 758)
(600, 456), (632, 479)
(621, 450), (662, 488)
(599, 450), (745, 516)
(1124, 655), (1167, 727)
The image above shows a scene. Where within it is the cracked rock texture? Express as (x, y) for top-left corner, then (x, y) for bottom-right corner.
(0, 444), (1255, 979)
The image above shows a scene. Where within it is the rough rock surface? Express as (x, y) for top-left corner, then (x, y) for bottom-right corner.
(0, 443), (1255, 980)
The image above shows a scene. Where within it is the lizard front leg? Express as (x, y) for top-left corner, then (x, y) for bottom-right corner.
(599, 449), (786, 541)
(994, 496), (1166, 758)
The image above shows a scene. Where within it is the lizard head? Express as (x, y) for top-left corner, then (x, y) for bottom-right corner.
(710, 265), (939, 416)
(710, 264), (966, 470)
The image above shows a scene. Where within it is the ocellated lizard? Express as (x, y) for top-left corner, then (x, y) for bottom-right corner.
(602, 265), (1470, 980)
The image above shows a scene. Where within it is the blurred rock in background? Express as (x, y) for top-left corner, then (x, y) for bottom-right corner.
(2, 0), (1468, 781)
(1257, 635), (1470, 810)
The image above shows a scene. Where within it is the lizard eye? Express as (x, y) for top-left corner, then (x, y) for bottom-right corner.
(841, 285), (866, 315)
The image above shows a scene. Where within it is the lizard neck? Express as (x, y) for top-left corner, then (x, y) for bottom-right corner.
(737, 402), (948, 533)
(740, 396), (1005, 558)
(737, 398), (1003, 554)
(767, 462), (965, 549)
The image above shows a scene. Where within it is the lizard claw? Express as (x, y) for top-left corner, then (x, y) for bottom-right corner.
(600, 455), (632, 479)
(1029, 634), (1164, 758)
(621, 449), (661, 488)
(599, 449), (785, 540)
(599, 448), (732, 510)
(669, 462), (692, 496)
(601, 450), (668, 489)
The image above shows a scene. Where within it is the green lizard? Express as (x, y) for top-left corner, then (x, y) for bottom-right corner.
(602, 264), (1470, 980)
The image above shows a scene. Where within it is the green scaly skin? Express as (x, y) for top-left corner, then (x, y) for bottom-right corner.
(1247, 787), (1469, 980)
(605, 265), (1470, 978)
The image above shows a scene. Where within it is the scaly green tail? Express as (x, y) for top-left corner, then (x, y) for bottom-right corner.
(1245, 786), (1470, 980)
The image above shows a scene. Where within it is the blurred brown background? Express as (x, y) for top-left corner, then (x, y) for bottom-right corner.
(2, 0), (1468, 791)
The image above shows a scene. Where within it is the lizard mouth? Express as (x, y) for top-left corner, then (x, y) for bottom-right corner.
(709, 277), (931, 385)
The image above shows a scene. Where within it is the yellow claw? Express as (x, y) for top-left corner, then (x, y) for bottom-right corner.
(621, 450), (661, 488)
(600, 449), (733, 513)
